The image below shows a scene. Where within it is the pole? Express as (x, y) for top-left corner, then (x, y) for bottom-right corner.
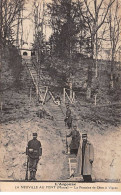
(95, 0), (98, 78)
(42, 86), (48, 105)
(25, 132), (29, 180)
(69, 81), (73, 101)
(63, 88), (65, 103)
(94, 94), (97, 106)
(72, 91), (75, 103)
(1, 101), (3, 111)
(30, 87), (32, 102)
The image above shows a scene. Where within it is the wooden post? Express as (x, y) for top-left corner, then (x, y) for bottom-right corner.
(72, 91), (75, 103)
(110, 74), (114, 89)
(63, 88), (65, 103)
(1, 102), (3, 111)
(69, 81), (73, 101)
(42, 86), (48, 105)
(30, 88), (32, 102)
(94, 94), (97, 106)
(86, 87), (91, 100)
(36, 81), (39, 101)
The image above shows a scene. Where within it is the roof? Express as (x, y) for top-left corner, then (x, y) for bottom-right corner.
(20, 43), (32, 50)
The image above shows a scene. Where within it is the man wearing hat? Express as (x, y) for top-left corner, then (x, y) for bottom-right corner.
(64, 104), (72, 129)
(26, 133), (42, 180)
(66, 124), (80, 155)
(76, 133), (94, 182)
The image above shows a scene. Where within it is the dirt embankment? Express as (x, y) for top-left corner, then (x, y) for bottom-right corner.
(0, 90), (69, 180)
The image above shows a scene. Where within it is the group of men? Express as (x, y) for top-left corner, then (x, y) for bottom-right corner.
(65, 105), (94, 182)
(25, 104), (94, 182)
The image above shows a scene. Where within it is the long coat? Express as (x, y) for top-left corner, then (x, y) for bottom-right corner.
(76, 141), (94, 176)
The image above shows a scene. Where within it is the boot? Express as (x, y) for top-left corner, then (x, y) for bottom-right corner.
(29, 171), (33, 181)
(33, 171), (37, 181)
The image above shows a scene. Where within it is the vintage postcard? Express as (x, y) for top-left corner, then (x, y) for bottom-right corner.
(0, 0), (121, 192)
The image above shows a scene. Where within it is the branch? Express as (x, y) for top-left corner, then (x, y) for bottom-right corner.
(97, 0), (116, 32)
(83, 0), (95, 20)
(97, 0), (104, 13)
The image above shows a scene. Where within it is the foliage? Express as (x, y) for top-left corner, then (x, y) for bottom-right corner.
(47, 0), (88, 57)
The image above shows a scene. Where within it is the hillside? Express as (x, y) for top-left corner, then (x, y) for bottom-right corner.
(0, 51), (121, 181)
(32, 56), (121, 104)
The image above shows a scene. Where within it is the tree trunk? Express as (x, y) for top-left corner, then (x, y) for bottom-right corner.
(110, 54), (115, 89)
(86, 36), (94, 100)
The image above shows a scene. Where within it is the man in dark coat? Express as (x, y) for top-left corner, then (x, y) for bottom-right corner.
(66, 125), (80, 155)
(76, 133), (94, 182)
(26, 133), (42, 180)
(65, 104), (72, 129)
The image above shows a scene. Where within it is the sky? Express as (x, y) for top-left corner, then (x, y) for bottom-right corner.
(21, 0), (121, 61)
(22, 0), (52, 47)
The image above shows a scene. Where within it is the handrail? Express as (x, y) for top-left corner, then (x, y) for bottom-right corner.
(26, 62), (46, 103)
(63, 88), (75, 104)
(27, 66), (38, 91)
(39, 86), (48, 89)
(64, 87), (71, 91)
(24, 61), (76, 106)
(48, 91), (56, 103)
(42, 86), (48, 105)
(72, 91), (75, 103)
(65, 90), (73, 104)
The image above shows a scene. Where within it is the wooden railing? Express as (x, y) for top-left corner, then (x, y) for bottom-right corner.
(63, 88), (75, 104)
(23, 58), (76, 106)
(24, 60), (48, 105)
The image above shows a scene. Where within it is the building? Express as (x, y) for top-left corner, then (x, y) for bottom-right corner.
(20, 43), (33, 58)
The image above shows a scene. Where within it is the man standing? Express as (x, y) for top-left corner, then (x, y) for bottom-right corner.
(65, 104), (72, 129)
(26, 133), (42, 181)
(66, 125), (80, 155)
(76, 133), (94, 182)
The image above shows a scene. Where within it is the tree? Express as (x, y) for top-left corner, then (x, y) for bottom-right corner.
(107, 0), (121, 88)
(32, 0), (46, 99)
(47, 0), (87, 58)
(80, 0), (116, 98)
(0, 0), (25, 47)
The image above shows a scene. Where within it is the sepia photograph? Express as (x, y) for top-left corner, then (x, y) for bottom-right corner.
(0, 0), (121, 192)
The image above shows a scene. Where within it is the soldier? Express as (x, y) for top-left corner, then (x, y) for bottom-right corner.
(66, 124), (80, 155)
(76, 133), (94, 182)
(26, 133), (42, 181)
(64, 104), (72, 129)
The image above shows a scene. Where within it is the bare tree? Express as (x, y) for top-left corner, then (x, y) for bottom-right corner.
(32, 0), (46, 100)
(107, 0), (121, 88)
(81, 0), (116, 98)
(0, 0), (25, 47)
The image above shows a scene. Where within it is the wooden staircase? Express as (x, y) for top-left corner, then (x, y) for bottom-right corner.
(23, 58), (48, 103)
(22, 58), (80, 181)
(45, 100), (81, 180)
(46, 101), (69, 142)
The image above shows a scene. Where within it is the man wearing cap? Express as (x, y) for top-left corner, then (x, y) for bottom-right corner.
(66, 125), (80, 155)
(64, 104), (72, 129)
(26, 133), (42, 181)
(76, 133), (94, 182)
